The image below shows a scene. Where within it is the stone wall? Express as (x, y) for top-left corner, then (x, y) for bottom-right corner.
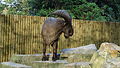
(0, 14), (120, 62)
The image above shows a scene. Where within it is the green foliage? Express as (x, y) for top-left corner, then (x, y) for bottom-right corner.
(0, 0), (120, 22)
(0, 0), (30, 15)
(3, 0), (14, 3)
(28, 0), (60, 9)
(7, 8), (29, 15)
(28, 0), (107, 21)
(102, 1), (120, 22)
(36, 9), (54, 16)
(71, 3), (106, 21)
(0, 4), (6, 13)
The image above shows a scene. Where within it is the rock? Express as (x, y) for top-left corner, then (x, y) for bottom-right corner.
(66, 54), (92, 63)
(60, 44), (97, 62)
(32, 60), (68, 68)
(61, 44), (97, 55)
(65, 62), (91, 68)
(98, 42), (120, 58)
(10, 54), (43, 65)
(106, 58), (120, 68)
(0, 62), (32, 68)
(90, 52), (106, 68)
(90, 42), (120, 68)
(10, 53), (61, 64)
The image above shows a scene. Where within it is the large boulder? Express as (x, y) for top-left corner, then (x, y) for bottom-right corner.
(60, 44), (97, 62)
(61, 44), (97, 55)
(90, 42), (120, 68)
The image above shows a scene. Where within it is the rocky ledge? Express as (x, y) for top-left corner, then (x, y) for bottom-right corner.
(0, 42), (120, 68)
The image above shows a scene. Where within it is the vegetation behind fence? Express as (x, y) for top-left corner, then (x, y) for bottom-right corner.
(0, 14), (120, 62)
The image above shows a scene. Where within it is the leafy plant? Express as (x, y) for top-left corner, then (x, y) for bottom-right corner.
(36, 9), (54, 16)
(71, 3), (107, 21)
(0, 0), (120, 22)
